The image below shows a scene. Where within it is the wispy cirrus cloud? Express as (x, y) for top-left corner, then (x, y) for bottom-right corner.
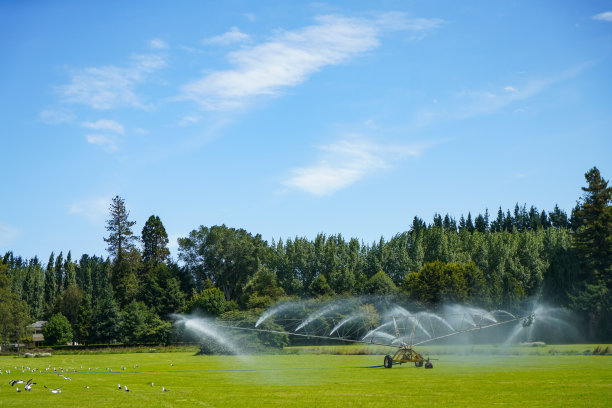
(592, 11), (612, 22)
(284, 136), (427, 196)
(69, 196), (112, 224)
(182, 13), (444, 110)
(85, 134), (118, 151)
(39, 108), (76, 124)
(81, 119), (125, 134)
(0, 221), (21, 246)
(414, 63), (591, 126)
(150, 38), (169, 49)
(60, 53), (166, 110)
(203, 27), (251, 45)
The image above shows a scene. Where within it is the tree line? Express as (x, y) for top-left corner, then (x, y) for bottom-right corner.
(1, 167), (610, 348)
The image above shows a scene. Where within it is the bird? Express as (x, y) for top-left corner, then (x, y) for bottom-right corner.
(44, 386), (62, 394)
(9, 379), (26, 386)
(84, 385), (89, 389)
(124, 385), (130, 392)
(151, 382), (154, 387)
(162, 386), (170, 392)
(58, 374), (72, 381)
(24, 382), (36, 391)
(16, 387), (21, 392)
(118, 383), (122, 390)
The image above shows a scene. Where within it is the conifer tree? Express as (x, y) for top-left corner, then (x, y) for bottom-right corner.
(141, 215), (170, 266)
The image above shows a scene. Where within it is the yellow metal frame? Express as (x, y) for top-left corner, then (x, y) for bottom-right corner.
(391, 345), (425, 365)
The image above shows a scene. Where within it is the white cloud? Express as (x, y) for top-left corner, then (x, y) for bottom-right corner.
(69, 196), (111, 224)
(243, 13), (256, 22)
(203, 27), (251, 45)
(182, 13), (442, 110)
(592, 11), (612, 22)
(85, 134), (118, 151)
(375, 12), (445, 39)
(178, 115), (200, 126)
(39, 108), (76, 124)
(284, 137), (426, 195)
(0, 221), (21, 246)
(150, 38), (168, 49)
(81, 119), (125, 134)
(61, 54), (166, 110)
(414, 63), (591, 126)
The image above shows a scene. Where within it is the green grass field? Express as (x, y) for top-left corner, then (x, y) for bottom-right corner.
(0, 346), (610, 407)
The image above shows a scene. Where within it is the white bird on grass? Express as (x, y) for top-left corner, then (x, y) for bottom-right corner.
(162, 386), (170, 392)
(58, 374), (72, 381)
(124, 385), (130, 392)
(44, 386), (62, 394)
(118, 383), (122, 390)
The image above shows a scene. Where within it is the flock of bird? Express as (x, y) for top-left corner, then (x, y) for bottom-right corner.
(1, 363), (172, 394)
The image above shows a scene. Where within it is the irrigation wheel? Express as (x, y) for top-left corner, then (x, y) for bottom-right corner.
(384, 355), (393, 368)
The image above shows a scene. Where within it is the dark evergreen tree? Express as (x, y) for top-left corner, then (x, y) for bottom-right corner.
(43, 252), (57, 318)
(104, 196), (141, 306)
(104, 196), (139, 261)
(549, 204), (569, 229)
(54, 251), (64, 294)
(64, 251), (77, 289)
(466, 212), (475, 233)
(474, 214), (487, 233)
(141, 215), (170, 266)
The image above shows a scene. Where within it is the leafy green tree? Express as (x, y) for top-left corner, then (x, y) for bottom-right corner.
(64, 251), (76, 288)
(54, 252), (64, 293)
(43, 313), (72, 346)
(184, 287), (230, 316)
(43, 252), (57, 318)
(364, 270), (397, 295)
(57, 284), (83, 337)
(121, 301), (172, 344)
(308, 273), (334, 297)
(91, 291), (123, 344)
(23, 261), (45, 320)
(74, 295), (93, 345)
(0, 263), (31, 349)
(141, 215), (170, 266)
(242, 264), (285, 307)
(573, 167), (612, 281)
(570, 167), (612, 339)
(139, 263), (186, 318)
(178, 225), (267, 301)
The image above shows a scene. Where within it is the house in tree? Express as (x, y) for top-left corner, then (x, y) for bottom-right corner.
(26, 321), (47, 347)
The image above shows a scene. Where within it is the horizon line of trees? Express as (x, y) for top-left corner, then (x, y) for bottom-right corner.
(1, 166), (610, 348)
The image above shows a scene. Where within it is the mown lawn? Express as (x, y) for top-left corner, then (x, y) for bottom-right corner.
(0, 346), (609, 407)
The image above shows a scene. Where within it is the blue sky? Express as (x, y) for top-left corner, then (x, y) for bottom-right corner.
(1, 1), (611, 261)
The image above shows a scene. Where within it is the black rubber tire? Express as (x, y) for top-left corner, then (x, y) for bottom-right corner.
(384, 355), (393, 368)
(425, 361), (433, 369)
(415, 361), (423, 368)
